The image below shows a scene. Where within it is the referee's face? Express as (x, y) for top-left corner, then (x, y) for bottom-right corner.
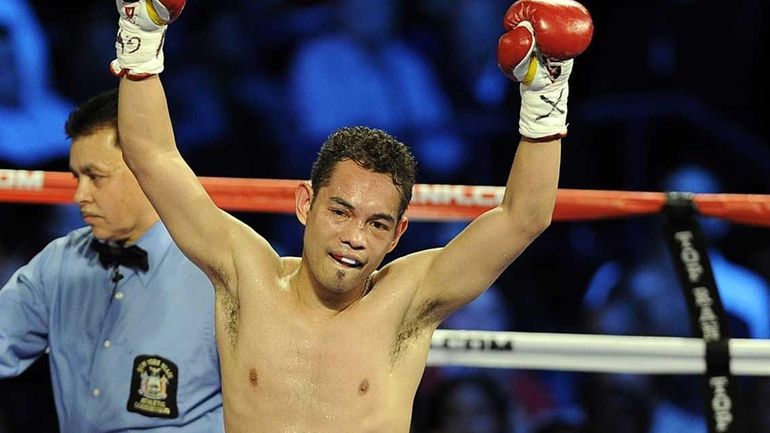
(69, 127), (159, 244)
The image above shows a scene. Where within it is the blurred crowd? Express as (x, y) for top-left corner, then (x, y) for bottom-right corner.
(1, 0), (770, 432)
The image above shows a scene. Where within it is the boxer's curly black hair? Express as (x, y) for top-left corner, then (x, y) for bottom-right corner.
(311, 126), (417, 219)
(65, 88), (118, 141)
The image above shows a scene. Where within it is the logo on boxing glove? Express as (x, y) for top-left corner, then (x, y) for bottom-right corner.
(122, 0), (141, 22)
(116, 30), (142, 55)
(537, 89), (566, 121)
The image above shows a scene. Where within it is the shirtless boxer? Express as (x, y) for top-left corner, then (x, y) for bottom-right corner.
(108, 0), (592, 431)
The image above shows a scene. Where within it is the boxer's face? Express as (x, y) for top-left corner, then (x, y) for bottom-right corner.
(69, 127), (157, 244)
(297, 160), (408, 297)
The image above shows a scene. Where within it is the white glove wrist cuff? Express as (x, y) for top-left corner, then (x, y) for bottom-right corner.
(519, 81), (569, 139)
(517, 58), (573, 139)
(112, 17), (166, 77)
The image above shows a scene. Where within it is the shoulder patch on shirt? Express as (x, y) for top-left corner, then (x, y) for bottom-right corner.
(127, 354), (179, 418)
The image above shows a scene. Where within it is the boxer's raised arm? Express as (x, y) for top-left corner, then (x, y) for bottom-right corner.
(111, 0), (279, 289)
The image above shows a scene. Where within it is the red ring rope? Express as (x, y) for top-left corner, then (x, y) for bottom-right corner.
(1, 169), (768, 226)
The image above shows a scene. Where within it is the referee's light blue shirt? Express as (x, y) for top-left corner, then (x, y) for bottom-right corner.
(0, 222), (223, 433)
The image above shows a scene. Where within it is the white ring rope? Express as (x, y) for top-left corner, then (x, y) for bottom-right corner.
(428, 330), (770, 376)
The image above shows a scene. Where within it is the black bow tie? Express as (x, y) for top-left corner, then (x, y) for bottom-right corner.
(91, 239), (149, 272)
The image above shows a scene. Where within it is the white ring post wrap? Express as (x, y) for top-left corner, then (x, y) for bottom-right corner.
(427, 330), (770, 376)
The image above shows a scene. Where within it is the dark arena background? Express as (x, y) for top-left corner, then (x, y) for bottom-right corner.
(1, 1), (770, 432)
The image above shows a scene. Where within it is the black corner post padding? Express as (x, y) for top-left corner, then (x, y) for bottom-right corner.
(661, 192), (747, 433)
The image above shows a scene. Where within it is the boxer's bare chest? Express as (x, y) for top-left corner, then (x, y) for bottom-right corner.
(214, 280), (428, 432)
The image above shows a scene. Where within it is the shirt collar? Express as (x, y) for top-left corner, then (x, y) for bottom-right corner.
(128, 221), (173, 286)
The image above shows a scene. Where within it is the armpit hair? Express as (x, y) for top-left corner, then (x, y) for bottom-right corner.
(210, 264), (239, 351)
(391, 298), (444, 364)
(216, 288), (240, 351)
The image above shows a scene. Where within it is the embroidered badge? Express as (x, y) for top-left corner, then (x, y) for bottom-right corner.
(127, 355), (179, 418)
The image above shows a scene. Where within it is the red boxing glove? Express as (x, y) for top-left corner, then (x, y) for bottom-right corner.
(497, 0), (593, 83)
(497, 0), (593, 139)
(110, 0), (187, 80)
(144, 0), (186, 25)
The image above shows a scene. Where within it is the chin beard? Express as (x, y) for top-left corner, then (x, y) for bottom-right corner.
(334, 269), (359, 293)
(321, 267), (366, 295)
(331, 269), (358, 294)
